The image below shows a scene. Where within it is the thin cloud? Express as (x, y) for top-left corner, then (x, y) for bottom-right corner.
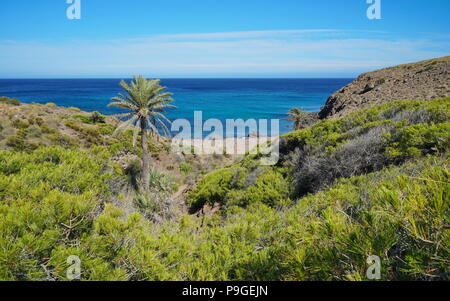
(153, 29), (339, 40)
(0, 30), (448, 78)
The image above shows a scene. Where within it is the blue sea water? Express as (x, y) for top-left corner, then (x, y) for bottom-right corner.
(0, 78), (352, 137)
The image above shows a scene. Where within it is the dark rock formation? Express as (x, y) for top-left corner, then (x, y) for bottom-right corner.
(319, 56), (450, 119)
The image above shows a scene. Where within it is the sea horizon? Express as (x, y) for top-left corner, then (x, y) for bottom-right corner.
(0, 78), (353, 137)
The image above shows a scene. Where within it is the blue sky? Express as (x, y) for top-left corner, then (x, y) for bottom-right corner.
(0, 0), (449, 78)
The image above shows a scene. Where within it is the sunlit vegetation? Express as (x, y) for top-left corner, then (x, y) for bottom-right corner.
(0, 97), (448, 280)
(0, 96), (20, 106)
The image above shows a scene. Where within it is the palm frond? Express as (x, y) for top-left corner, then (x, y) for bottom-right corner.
(108, 100), (138, 111)
(154, 117), (171, 137)
(111, 112), (133, 119)
(113, 115), (138, 136)
(108, 76), (175, 142)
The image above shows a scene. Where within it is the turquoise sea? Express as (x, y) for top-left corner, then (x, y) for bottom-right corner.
(0, 78), (352, 137)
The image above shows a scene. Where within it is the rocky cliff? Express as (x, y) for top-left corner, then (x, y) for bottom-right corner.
(319, 56), (450, 119)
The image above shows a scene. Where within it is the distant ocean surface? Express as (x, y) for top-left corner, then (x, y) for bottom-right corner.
(0, 79), (352, 137)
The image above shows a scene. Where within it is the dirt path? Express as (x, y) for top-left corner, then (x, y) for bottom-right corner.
(172, 184), (190, 214)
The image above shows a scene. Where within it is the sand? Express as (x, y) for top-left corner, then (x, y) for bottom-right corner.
(171, 136), (278, 156)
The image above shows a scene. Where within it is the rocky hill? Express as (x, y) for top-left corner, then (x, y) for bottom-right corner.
(319, 56), (450, 119)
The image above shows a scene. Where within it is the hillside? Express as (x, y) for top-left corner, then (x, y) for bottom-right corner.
(0, 98), (236, 220)
(0, 95), (448, 280)
(319, 56), (450, 119)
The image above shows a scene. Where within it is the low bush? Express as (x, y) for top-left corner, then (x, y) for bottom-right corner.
(188, 165), (290, 211)
(73, 111), (106, 125)
(11, 119), (30, 129)
(284, 98), (450, 196)
(187, 168), (235, 211)
(5, 129), (39, 152)
(0, 96), (20, 106)
(0, 98), (448, 281)
(7, 155), (444, 281)
(148, 167), (176, 193)
(65, 119), (104, 145)
(179, 162), (193, 175)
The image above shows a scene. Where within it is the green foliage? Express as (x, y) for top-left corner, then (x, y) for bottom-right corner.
(125, 159), (142, 190)
(12, 119), (30, 129)
(386, 122), (450, 158)
(179, 162), (193, 175)
(5, 129), (39, 152)
(278, 98), (450, 196)
(188, 168), (235, 211)
(0, 96), (20, 106)
(282, 97), (450, 149)
(65, 119), (104, 145)
(4, 155), (444, 281)
(148, 167), (176, 193)
(39, 123), (57, 134)
(46, 133), (78, 148)
(90, 111), (106, 124)
(227, 168), (291, 208)
(133, 193), (160, 218)
(0, 146), (121, 280)
(73, 111), (106, 125)
(0, 98), (448, 281)
(98, 124), (115, 135)
(188, 166), (290, 211)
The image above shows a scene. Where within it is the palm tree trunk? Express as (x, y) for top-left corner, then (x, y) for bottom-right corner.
(141, 118), (150, 192)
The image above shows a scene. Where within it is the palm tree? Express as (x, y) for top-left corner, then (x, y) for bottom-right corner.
(283, 107), (306, 131)
(109, 76), (176, 192)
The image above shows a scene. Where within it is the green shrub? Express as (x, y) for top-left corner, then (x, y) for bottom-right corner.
(40, 156), (448, 281)
(179, 162), (193, 175)
(187, 168), (234, 211)
(124, 159), (142, 190)
(98, 124), (115, 135)
(148, 167), (176, 193)
(188, 166), (290, 211)
(0, 146), (121, 280)
(0, 96), (20, 106)
(90, 111), (106, 124)
(0, 98), (448, 281)
(65, 119), (103, 145)
(227, 168), (290, 208)
(12, 119), (30, 129)
(5, 129), (38, 152)
(282, 98), (450, 196)
(133, 193), (159, 218)
(47, 133), (78, 148)
(39, 123), (57, 134)
(73, 111), (106, 125)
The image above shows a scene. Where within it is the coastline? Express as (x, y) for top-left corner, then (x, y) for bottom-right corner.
(172, 136), (279, 155)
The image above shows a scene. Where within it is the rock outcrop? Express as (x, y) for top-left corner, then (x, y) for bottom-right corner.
(319, 56), (450, 119)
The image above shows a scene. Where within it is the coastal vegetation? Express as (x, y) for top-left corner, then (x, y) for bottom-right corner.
(108, 76), (176, 192)
(0, 96), (21, 106)
(283, 107), (307, 130)
(0, 86), (448, 280)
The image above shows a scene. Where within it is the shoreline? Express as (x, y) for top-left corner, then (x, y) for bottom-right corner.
(172, 136), (279, 155)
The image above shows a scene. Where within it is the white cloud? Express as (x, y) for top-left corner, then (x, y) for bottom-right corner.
(150, 29), (339, 40)
(0, 30), (448, 77)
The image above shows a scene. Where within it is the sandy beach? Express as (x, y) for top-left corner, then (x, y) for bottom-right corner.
(171, 136), (279, 156)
